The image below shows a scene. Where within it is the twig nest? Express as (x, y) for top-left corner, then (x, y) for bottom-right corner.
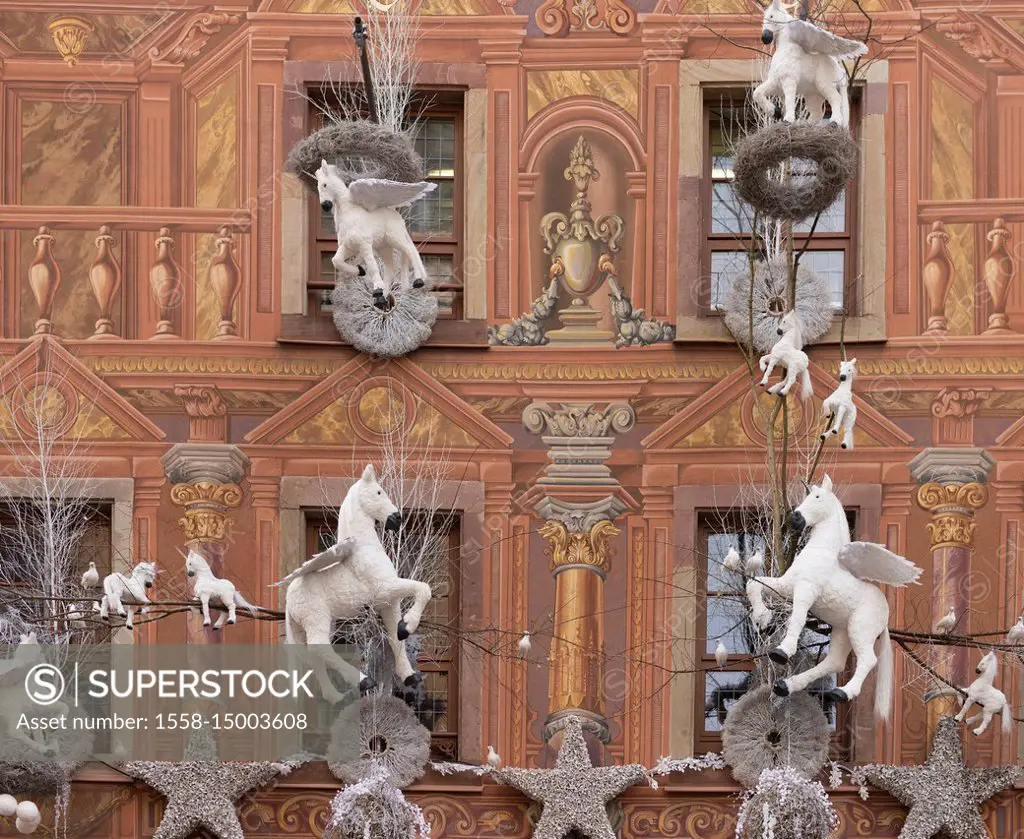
(0, 715), (94, 796)
(328, 695), (431, 789)
(722, 685), (830, 788)
(735, 767), (838, 839)
(722, 257), (833, 353)
(326, 767), (430, 839)
(733, 122), (858, 222)
(287, 120), (424, 191)
(332, 271), (438, 358)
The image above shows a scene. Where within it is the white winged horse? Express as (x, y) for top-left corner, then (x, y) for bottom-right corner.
(274, 465), (432, 704)
(747, 475), (922, 720)
(754, 0), (867, 128)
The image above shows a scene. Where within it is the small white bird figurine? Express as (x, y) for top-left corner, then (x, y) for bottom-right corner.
(745, 550), (764, 575)
(486, 745), (501, 769)
(722, 547), (741, 572)
(518, 631), (531, 658)
(1008, 618), (1024, 645)
(715, 639), (729, 668)
(81, 561), (99, 589)
(935, 606), (957, 635)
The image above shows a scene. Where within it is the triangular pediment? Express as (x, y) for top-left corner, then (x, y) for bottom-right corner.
(994, 414), (1024, 448)
(245, 356), (513, 451)
(0, 337), (166, 443)
(643, 363), (914, 451)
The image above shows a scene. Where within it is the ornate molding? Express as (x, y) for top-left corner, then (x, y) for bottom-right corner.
(908, 447), (995, 487)
(169, 481), (243, 544)
(539, 518), (621, 576)
(162, 442), (249, 486)
(916, 482), (988, 549)
(536, 0), (636, 35)
(935, 17), (1012, 64)
(930, 388), (989, 419)
(523, 402), (634, 438)
(174, 385), (228, 443)
(149, 11), (242, 64)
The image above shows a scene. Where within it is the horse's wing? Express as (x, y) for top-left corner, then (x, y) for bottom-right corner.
(270, 537), (356, 587)
(786, 20), (868, 59)
(838, 542), (923, 586)
(348, 179), (437, 212)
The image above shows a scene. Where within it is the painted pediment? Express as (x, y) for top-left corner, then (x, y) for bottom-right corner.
(0, 337), (165, 443)
(245, 355), (513, 451)
(642, 363), (914, 451)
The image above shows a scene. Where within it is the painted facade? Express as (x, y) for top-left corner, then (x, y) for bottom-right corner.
(1, 0), (1024, 836)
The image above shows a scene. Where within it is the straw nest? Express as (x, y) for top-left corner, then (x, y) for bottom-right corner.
(0, 716), (94, 796)
(331, 270), (438, 357)
(735, 767), (839, 839)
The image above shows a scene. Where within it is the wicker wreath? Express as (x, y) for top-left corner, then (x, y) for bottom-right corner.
(722, 685), (830, 788)
(287, 119), (425, 192)
(332, 270), (438, 358)
(328, 695), (431, 789)
(733, 122), (858, 222)
(735, 767), (838, 839)
(722, 257), (834, 353)
(0, 714), (94, 796)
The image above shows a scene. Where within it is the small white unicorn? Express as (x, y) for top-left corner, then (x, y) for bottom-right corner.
(754, 0), (867, 128)
(821, 358), (858, 449)
(759, 310), (813, 400)
(315, 160), (436, 307)
(185, 550), (259, 629)
(98, 562), (158, 631)
(955, 651), (1012, 736)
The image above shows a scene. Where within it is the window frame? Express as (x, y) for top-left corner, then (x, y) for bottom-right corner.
(701, 94), (861, 318)
(305, 91), (466, 326)
(694, 509), (855, 761)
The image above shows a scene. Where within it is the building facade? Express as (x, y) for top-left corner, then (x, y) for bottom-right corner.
(1, 0), (1024, 836)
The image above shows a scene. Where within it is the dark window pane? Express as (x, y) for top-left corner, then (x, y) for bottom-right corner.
(704, 670), (753, 732)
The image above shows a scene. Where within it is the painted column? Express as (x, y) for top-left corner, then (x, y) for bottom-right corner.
(909, 448), (993, 745)
(161, 443), (249, 645)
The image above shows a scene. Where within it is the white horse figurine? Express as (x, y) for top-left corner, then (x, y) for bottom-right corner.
(821, 358), (858, 449)
(0, 633), (69, 754)
(754, 0), (867, 128)
(759, 310), (813, 400)
(186, 551), (259, 629)
(98, 562), (158, 630)
(275, 464), (432, 704)
(315, 160), (436, 307)
(955, 651), (1011, 736)
(746, 475), (922, 720)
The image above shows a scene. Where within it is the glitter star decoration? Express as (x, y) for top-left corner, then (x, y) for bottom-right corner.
(493, 715), (650, 839)
(123, 725), (302, 839)
(860, 716), (1021, 839)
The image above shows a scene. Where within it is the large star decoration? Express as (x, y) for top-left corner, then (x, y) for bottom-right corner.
(124, 726), (301, 839)
(861, 716), (1021, 839)
(493, 715), (651, 839)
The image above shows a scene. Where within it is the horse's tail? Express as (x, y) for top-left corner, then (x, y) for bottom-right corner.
(233, 591), (260, 615)
(874, 627), (894, 723)
(800, 366), (814, 401)
(1002, 698), (1013, 734)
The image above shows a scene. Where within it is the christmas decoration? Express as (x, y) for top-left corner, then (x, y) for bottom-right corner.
(326, 765), (430, 839)
(858, 716), (1021, 839)
(331, 269), (438, 358)
(185, 550), (259, 629)
(735, 767), (838, 839)
(758, 310), (814, 400)
(721, 686), (829, 788)
(97, 561), (158, 631)
(821, 359), (858, 449)
(493, 715), (651, 839)
(954, 651), (1011, 736)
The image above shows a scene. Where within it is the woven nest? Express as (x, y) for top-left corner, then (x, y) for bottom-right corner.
(722, 257), (834, 352)
(328, 695), (431, 789)
(332, 271), (438, 358)
(326, 770), (429, 839)
(722, 685), (830, 788)
(735, 767), (838, 839)
(287, 120), (424, 192)
(0, 716), (94, 796)
(733, 122), (858, 222)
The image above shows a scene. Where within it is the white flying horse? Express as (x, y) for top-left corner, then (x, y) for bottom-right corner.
(821, 358), (858, 449)
(747, 475), (922, 720)
(185, 550), (259, 629)
(955, 651), (1011, 737)
(0, 633), (69, 754)
(98, 561), (158, 631)
(274, 464), (432, 704)
(759, 310), (813, 400)
(315, 160), (436, 308)
(754, 0), (867, 128)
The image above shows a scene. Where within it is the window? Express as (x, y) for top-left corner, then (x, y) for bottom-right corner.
(306, 510), (460, 759)
(704, 99), (858, 314)
(308, 95), (464, 324)
(0, 502), (112, 588)
(696, 510), (854, 759)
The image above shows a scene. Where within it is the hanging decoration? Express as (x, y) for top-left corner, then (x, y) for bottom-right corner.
(491, 715), (652, 839)
(855, 716), (1021, 839)
(721, 686), (830, 788)
(328, 695), (431, 789)
(722, 257), (833, 353)
(326, 765), (431, 839)
(332, 269), (438, 358)
(953, 651), (1010, 736)
(734, 767), (838, 839)
(820, 359), (858, 449)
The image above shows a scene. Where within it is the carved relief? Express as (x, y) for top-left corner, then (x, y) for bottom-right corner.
(930, 388), (989, 446)
(539, 518), (621, 575)
(936, 17), (1011, 63)
(174, 385), (228, 443)
(535, 0), (636, 35)
(149, 11), (242, 64)
(169, 481), (244, 543)
(916, 481), (988, 549)
(523, 402), (634, 438)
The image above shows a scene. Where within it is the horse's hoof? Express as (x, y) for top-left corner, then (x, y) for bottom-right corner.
(228, 618), (236, 624)
(768, 647), (790, 665)
(412, 278), (425, 289)
(840, 443), (848, 449)
(397, 620), (410, 641)
(819, 434), (827, 442)
(825, 688), (849, 704)
(372, 288), (385, 298)
(373, 298), (388, 311)
(359, 675), (377, 695)
(404, 672), (423, 688)
(773, 103), (783, 120)
(357, 265), (367, 277)
(773, 678), (790, 697)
